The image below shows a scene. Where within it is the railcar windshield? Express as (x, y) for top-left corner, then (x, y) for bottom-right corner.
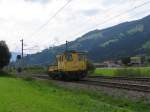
(66, 53), (73, 61)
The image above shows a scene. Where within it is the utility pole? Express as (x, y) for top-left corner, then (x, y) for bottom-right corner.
(20, 39), (24, 58)
(16, 39), (24, 73)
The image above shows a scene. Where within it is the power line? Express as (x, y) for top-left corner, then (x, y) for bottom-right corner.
(25, 0), (73, 53)
(30, 0), (73, 39)
(102, 0), (133, 16)
(24, 45), (39, 50)
(27, 0), (150, 54)
(96, 0), (150, 27)
(28, 0), (124, 50)
(72, 0), (150, 38)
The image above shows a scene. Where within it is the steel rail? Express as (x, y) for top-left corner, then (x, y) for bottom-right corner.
(88, 76), (150, 82)
(78, 80), (150, 92)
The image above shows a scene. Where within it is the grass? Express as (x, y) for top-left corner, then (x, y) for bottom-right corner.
(4, 67), (46, 75)
(94, 67), (150, 77)
(95, 68), (116, 76)
(23, 67), (46, 74)
(0, 75), (149, 112)
(0, 70), (14, 77)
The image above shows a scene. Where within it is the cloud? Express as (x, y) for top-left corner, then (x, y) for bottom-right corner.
(102, 0), (125, 6)
(24, 0), (50, 4)
(81, 9), (101, 16)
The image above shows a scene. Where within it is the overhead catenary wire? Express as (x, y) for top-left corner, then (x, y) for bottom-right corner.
(26, 0), (150, 54)
(29, 0), (73, 39)
(24, 0), (73, 54)
(96, 0), (150, 27)
(71, 0), (150, 38)
(26, 0), (125, 51)
(101, 0), (135, 18)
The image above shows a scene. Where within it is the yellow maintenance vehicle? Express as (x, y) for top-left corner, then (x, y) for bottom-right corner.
(48, 50), (87, 80)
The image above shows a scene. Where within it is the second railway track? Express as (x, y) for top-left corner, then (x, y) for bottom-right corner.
(88, 75), (150, 81)
(32, 74), (150, 93)
(78, 79), (150, 92)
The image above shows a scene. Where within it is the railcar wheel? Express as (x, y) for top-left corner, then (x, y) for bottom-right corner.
(48, 71), (87, 81)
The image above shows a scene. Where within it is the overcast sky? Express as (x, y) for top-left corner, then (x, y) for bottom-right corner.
(0, 0), (150, 53)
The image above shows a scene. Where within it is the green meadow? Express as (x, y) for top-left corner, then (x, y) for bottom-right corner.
(0, 75), (149, 112)
(95, 67), (150, 77)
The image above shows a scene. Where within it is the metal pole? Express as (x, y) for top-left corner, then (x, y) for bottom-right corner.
(20, 39), (24, 58)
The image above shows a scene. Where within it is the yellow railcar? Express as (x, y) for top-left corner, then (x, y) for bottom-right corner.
(48, 50), (87, 80)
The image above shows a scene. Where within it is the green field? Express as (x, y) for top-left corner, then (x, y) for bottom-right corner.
(0, 76), (149, 112)
(95, 67), (150, 77)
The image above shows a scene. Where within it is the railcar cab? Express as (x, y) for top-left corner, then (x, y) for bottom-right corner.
(48, 41), (87, 80)
(56, 50), (87, 72)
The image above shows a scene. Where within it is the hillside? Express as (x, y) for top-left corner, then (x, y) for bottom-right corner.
(23, 15), (150, 66)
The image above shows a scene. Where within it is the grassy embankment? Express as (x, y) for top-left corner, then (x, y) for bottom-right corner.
(6, 67), (47, 74)
(23, 66), (47, 74)
(94, 67), (150, 77)
(0, 73), (149, 112)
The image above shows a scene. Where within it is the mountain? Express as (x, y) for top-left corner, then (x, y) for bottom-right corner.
(23, 15), (150, 66)
(11, 52), (19, 62)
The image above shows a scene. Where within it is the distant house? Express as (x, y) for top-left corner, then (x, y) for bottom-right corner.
(104, 61), (121, 68)
(94, 60), (121, 68)
(130, 56), (143, 66)
(94, 63), (107, 68)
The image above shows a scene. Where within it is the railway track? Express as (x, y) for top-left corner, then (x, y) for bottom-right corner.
(32, 74), (150, 93)
(87, 76), (150, 86)
(88, 76), (150, 81)
(77, 79), (150, 92)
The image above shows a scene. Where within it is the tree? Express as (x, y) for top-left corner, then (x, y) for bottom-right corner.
(121, 57), (131, 66)
(0, 41), (11, 69)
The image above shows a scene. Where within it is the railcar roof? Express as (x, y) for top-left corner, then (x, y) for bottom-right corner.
(57, 50), (87, 56)
(65, 50), (86, 53)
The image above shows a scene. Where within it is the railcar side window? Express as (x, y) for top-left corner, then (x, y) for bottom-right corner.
(61, 56), (63, 61)
(59, 56), (61, 62)
(79, 54), (85, 61)
(58, 56), (62, 62)
(66, 53), (73, 61)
